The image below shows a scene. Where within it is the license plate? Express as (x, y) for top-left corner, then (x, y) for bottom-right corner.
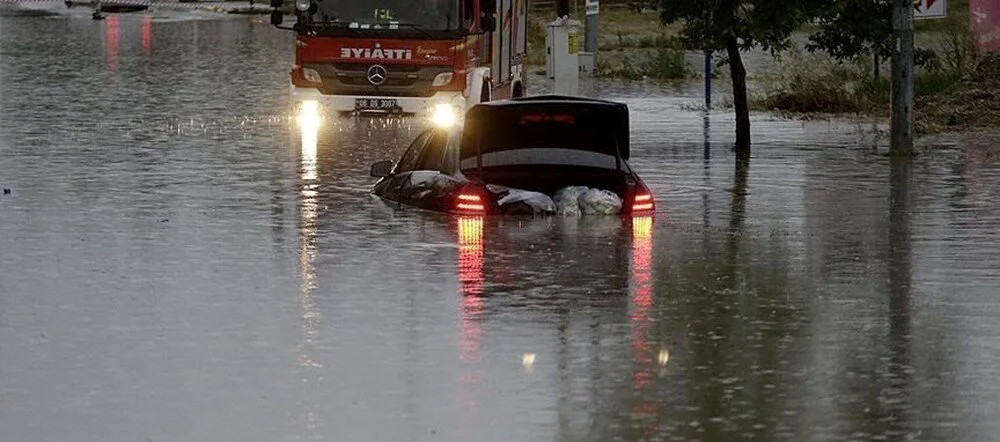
(355, 98), (398, 112)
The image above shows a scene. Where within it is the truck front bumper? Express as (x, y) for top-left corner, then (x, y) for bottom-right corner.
(291, 87), (465, 116)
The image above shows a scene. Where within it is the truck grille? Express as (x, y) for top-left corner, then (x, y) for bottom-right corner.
(303, 63), (452, 98)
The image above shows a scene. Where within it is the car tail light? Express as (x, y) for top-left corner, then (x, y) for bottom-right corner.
(456, 193), (486, 213)
(631, 188), (655, 214)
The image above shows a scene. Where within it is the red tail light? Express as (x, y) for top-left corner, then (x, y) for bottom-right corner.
(631, 190), (655, 214)
(456, 193), (486, 213)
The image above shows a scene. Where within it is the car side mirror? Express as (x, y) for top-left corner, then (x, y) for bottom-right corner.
(270, 9), (283, 26)
(370, 160), (393, 178)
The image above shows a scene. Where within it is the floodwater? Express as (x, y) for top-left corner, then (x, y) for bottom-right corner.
(2, 10), (1000, 442)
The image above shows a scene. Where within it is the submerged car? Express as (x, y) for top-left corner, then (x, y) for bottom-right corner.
(370, 96), (655, 216)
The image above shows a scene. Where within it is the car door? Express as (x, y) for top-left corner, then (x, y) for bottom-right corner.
(374, 130), (432, 204)
(398, 129), (454, 211)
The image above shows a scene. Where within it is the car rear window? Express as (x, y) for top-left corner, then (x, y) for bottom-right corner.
(460, 111), (623, 170)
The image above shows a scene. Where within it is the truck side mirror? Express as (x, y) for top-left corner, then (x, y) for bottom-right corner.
(482, 0), (496, 12)
(270, 9), (283, 26)
(269, 0), (281, 8)
(370, 161), (394, 178)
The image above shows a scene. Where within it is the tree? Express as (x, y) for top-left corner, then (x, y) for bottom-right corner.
(660, 0), (818, 154)
(808, 0), (894, 68)
(807, 0), (936, 77)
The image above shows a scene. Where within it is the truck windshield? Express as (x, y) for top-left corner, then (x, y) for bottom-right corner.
(313, 0), (460, 32)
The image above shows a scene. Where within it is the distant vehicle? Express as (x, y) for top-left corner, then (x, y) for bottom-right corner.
(271, 0), (528, 117)
(370, 96), (656, 216)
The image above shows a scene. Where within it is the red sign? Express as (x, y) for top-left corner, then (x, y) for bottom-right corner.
(971, 0), (1000, 53)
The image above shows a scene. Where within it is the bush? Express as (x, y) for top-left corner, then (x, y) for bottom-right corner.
(596, 37), (689, 80)
(645, 45), (688, 79)
(938, 17), (981, 79)
(751, 49), (965, 115)
(751, 51), (873, 113)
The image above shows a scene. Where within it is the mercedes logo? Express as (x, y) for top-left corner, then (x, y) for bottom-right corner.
(366, 65), (388, 86)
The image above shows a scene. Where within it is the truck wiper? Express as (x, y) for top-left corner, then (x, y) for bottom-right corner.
(302, 20), (363, 38)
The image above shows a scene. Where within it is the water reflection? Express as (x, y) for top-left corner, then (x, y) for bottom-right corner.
(297, 109), (322, 433)
(299, 103), (320, 182)
(629, 215), (659, 438)
(456, 216), (485, 428)
(141, 15), (151, 55)
(457, 216), (485, 364)
(886, 158), (913, 439)
(446, 215), (660, 439)
(105, 15), (119, 74)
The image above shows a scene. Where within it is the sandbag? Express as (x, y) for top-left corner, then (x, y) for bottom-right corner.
(579, 188), (623, 215)
(497, 188), (557, 215)
(553, 186), (590, 216)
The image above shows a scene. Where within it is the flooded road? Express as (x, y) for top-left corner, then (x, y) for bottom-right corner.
(3, 11), (1000, 442)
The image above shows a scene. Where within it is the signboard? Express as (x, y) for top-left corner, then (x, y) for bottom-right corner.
(586, 0), (599, 16)
(971, 0), (1000, 52)
(914, 0), (946, 20)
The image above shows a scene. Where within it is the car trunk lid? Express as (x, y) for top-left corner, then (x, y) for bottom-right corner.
(459, 97), (631, 169)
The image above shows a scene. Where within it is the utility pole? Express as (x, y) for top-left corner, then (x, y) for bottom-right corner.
(890, 0), (915, 156)
(704, 51), (712, 109)
(585, 0), (599, 66)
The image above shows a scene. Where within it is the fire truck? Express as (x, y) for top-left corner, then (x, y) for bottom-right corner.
(271, 0), (529, 117)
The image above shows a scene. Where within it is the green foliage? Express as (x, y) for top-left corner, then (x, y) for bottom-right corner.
(937, 13), (981, 77)
(916, 54), (1000, 133)
(806, 0), (948, 71)
(808, 0), (893, 63)
(646, 45), (689, 78)
(750, 50), (964, 115)
(597, 36), (689, 80)
(597, 46), (689, 80)
(752, 52), (879, 113)
(601, 33), (679, 51)
(658, 0), (821, 53)
(597, 58), (645, 80)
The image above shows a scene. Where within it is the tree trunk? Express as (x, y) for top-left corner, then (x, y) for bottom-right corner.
(725, 35), (751, 155)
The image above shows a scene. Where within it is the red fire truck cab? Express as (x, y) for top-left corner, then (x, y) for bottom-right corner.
(276, 0), (528, 116)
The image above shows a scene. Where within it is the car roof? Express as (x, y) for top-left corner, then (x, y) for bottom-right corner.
(474, 95), (627, 108)
(460, 95), (631, 160)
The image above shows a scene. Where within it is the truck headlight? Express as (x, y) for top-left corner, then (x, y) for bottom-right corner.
(295, 0), (310, 11)
(297, 100), (321, 128)
(431, 72), (454, 87)
(302, 68), (321, 83)
(430, 103), (458, 128)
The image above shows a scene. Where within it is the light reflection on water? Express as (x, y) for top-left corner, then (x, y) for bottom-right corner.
(105, 15), (120, 74)
(296, 112), (322, 434)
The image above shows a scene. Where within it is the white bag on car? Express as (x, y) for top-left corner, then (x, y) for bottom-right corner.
(497, 188), (557, 214)
(553, 186), (591, 216)
(579, 189), (623, 215)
